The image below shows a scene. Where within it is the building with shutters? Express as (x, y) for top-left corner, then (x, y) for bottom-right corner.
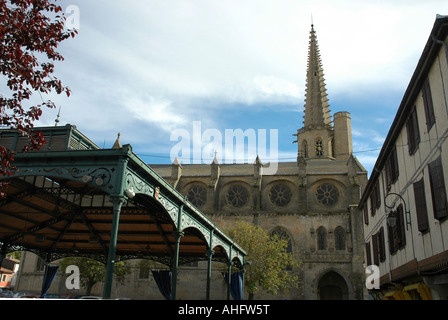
(359, 15), (448, 300)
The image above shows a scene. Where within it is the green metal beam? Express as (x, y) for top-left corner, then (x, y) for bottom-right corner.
(171, 205), (183, 300)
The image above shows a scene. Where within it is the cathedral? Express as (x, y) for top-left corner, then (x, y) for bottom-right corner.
(151, 24), (368, 300)
(10, 24), (368, 300)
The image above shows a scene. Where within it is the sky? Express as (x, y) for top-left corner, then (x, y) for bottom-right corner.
(26, 0), (448, 176)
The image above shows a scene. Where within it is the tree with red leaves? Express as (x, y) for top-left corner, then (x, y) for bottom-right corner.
(0, 0), (77, 182)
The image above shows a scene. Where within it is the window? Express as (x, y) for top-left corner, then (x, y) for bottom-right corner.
(378, 227), (386, 263)
(413, 178), (429, 232)
(315, 139), (323, 156)
(396, 204), (407, 249)
(385, 145), (399, 190)
(372, 227), (386, 265)
(388, 204), (407, 255)
(370, 180), (381, 216)
(365, 242), (372, 266)
(271, 228), (293, 270)
(334, 226), (345, 251)
(315, 183), (339, 206)
(372, 233), (379, 266)
(271, 228), (292, 253)
(317, 227), (327, 250)
(186, 184), (207, 207)
(226, 184), (249, 208)
(269, 184), (292, 207)
(363, 201), (369, 225)
(36, 257), (45, 272)
(406, 105), (420, 155)
(302, 140), (308, 158)
(422, 78), (435, 131)
(428, 156), (448, 221)
(138, 261), (150, 279)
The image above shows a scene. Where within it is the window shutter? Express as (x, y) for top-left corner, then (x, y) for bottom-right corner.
(385, 159), (392, 189)
(429, 157), (448, 220)
(396, 204), (406, 249)
(363, 202), (369, 225)
(388, 223), (396, 255)
(422, 79), (435, 130)
(372, 233), (379, 266)
(406, 107), (420, 155)
(413, 178), (429, 232)
(413, 109), (421, 146)
(378, 227), (386, 262)
(392, 146), (399, 181)
(375, 181), (381, 209)
(365, 242), (372, 267)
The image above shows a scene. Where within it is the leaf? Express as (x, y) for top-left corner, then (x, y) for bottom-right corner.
(0, 0), (77, 179)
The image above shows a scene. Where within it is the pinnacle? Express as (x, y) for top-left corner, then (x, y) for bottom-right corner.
(303, 24), (331, 128)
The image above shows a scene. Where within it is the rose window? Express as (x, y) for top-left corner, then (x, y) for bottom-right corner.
(226, 185), (249, 208)
(315, 183), (339, 206)
(186, 184), (207, 207)
(269, 184), (292, 207)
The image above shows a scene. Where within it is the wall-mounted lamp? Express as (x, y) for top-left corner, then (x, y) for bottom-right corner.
(386, 210), (397, 228)
(384, 192), (411, 231)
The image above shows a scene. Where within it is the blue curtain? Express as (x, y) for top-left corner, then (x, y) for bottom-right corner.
(152, 270), (172, 300)
(224, 271), (244, 300)
(40, 265), (59, 298)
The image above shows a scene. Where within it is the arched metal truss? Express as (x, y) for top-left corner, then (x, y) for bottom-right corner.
(0, 125), (246, 299)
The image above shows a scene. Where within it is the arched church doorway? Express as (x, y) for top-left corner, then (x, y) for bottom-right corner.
(318, 271), (349, 300)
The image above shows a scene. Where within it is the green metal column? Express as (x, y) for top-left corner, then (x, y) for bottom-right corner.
(227, 245), (233, 300)
(171, 205), (183, 300)
(206, 248), (214, 300)
(103, 151), (129, 299)
(103, 195), (125, 299)
(206, 229), (214, 300)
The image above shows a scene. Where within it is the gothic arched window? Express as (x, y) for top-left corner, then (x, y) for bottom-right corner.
(302, 140), (308, 158)
(270, 228), (292, 253)
(317, 226), (327, 250)
(335, 226), (346, 251)
(315, 139), (323, 156)
(271, 227), (293, 270)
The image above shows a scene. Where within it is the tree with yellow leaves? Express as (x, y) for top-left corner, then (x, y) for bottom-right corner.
(226, 221), (301, 300)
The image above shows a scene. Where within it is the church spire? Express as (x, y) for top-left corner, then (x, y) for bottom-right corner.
(303, 24), (331, 128)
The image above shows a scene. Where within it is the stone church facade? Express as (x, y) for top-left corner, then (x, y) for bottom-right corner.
(13, 25), (368, 300)
(151, 24), (368, 300)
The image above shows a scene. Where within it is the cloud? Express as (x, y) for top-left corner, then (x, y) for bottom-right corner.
(253, 76), (302, 100)
(125, 96), (187, 132)
(25, 0), (447, 176)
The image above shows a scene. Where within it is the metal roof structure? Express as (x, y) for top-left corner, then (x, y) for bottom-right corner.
(0, 124), (246, 298)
